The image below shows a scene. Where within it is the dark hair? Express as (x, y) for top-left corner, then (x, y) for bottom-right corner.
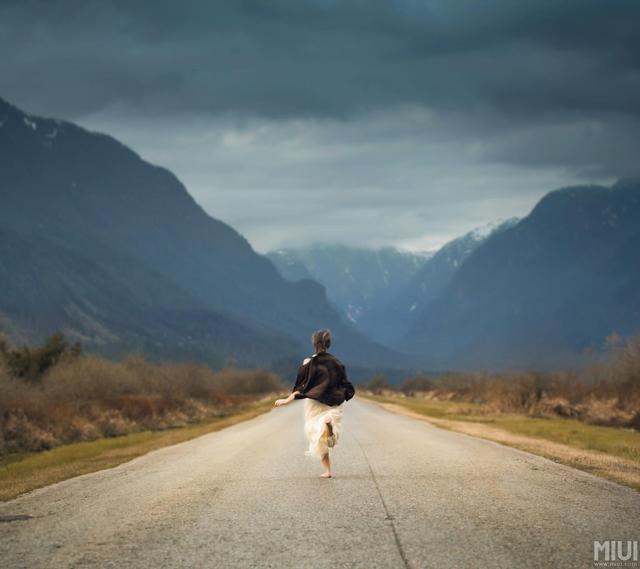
(312, 329), (332, 353)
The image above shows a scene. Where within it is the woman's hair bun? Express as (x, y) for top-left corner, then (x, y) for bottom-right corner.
(311, 329), (332, 353)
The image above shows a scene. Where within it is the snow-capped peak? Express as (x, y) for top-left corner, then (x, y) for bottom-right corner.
(23, 116), (37, 131)
(468, 217), (519, 241)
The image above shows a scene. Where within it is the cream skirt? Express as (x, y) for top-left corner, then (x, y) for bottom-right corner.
(303, 398), (344, 458)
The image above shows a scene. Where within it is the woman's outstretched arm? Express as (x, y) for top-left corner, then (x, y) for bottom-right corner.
(275, 359), (313, 407)
(274, 391), (300, 407)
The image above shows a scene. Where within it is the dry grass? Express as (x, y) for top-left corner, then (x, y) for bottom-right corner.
(367, 336), (640, 429)
(0, 353), (283, 455)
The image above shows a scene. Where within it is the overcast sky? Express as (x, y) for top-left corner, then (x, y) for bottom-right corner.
(2, 0), (639, 252)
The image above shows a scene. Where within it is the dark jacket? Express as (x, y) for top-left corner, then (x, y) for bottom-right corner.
(292, 352), (355, 407)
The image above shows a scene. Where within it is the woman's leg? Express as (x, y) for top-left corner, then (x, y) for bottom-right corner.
(320, 452), (332, 478)
(320, 416), (333, 477)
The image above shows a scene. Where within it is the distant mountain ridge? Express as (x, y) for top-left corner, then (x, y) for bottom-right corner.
(361, 218), (519, 344)
(0, 97), (403, 368)
(271, 221), (518, 346)
(406, 180), (640, 370)
(267, 245), (431, 328)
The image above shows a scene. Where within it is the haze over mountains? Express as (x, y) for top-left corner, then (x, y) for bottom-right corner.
(1, 96), (639, 373)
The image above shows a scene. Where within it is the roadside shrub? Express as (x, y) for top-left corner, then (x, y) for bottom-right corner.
(400, 375), (433, 395)
(364, 374), (390, 394)
(0, 332), (82, 383)
(0, 348), (283, 455)
(604, 336), (640, 404)
(368, 336), (640, 429)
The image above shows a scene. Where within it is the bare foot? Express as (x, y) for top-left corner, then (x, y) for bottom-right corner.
(320, 472), (332, 478)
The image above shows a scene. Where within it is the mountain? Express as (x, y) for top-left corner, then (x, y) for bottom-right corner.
(360, 219), (519, 344)
(0, 97), (401, 368)
(267, 244), (431, 328)
(0, 224), (295, 367)
(266, 249), (314, 283)
(406, 180), (640, 370)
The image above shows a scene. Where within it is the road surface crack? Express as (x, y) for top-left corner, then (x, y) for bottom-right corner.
(354, 436), (412, 569)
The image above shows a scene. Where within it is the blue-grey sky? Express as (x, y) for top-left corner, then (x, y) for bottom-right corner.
(2, 0), (639, 251)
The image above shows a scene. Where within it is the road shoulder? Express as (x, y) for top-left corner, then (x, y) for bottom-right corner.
(362, 395), (640, 492)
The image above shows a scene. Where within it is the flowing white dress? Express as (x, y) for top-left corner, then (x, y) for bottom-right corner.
(303, 398), (344, 458)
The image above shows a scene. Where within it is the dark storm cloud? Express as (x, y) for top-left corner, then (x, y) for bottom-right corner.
(2, 0), (639, 119)
(1, 0), (639, 250)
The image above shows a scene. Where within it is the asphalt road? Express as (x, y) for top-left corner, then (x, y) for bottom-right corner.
(1, 397), (638, 569)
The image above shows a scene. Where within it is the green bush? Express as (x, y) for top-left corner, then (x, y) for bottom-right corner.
(0, 332), (82, 382)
